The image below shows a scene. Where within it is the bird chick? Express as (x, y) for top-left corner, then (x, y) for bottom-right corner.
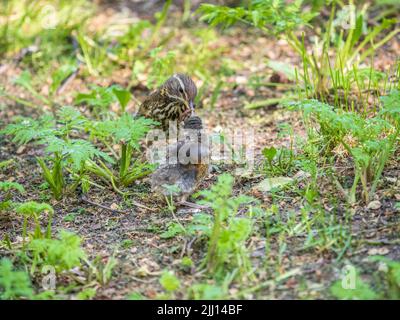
(137, 73), (197, 131)
(150, 116), (210, 206)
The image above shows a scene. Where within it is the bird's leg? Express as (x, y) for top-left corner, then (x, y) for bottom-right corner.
(177, 199), (210, 210)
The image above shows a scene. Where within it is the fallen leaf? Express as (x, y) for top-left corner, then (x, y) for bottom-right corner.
(367, 200), (381, 210)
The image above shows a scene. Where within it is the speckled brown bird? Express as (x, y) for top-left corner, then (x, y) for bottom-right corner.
(150, 115), (210, 206)
(137, 73), (197, 131)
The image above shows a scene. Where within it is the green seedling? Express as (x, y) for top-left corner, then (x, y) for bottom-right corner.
(198, 1), (399, 109)
(0, 181), (25, 212)
(290, 90), (400, 203)
(28, 230), (86, 274)
(87, 113), (157, 191)
(75, 84), (132, 116)
(1, 107), (111, 199)
(196, 174), (257, 279)
(15, 201), (54, 245)
(0, 258), (33, 300)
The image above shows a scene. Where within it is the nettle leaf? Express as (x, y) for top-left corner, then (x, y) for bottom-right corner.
(98, 114), (157, 149)
(0, 115), (55, 145)
(89, 120), (113, 140)
(287, 99), (334, 119)
(57, 106), (88, 128)
(75, 85), (133, 113)
(364, 140), (385, 154)
(198, 4), (248, 28)
(44, 137), (112, 170)
(63, 140), (101, 170)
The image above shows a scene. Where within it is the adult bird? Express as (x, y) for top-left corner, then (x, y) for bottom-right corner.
(137, 73), (197, 131)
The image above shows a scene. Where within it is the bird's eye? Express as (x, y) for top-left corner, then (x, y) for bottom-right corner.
(179, 88), (184, 93)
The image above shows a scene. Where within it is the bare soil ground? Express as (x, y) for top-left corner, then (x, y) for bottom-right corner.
(1, 2), (399, 299)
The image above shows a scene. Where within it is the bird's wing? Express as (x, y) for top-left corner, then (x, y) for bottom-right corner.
(137, 91), (160, 117)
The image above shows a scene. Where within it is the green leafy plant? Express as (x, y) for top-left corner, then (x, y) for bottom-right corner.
(76, 288), (97, 300)
(0, 258), (33, 300)
(188, 283), (227, 300)
(160, 270), (181, 292)
(198, 1), (315, 35)
(196, 174), (257, 278)
(298, 2), (399, 107)
(262, 124), (296, 175)
(28, 230), (87, 274)
(0, 181), (25, 212)
(87, 255), (118, 286)
(1, 107), (110, 199)
(198, 1), (399, 108)
(370, 256), (400, 299)
(330, 270), (378, 300)
(330, 257), (400, 300)
(157, 269), (181, 299)
(87, 113), (157, 191)
(0, 0), (92, 58)
(291, 92), (400, 203)
(76, 31), (110, 77)
(75, 84), (132, 116)
(160, 222), (186, 239)
(15, 201), (54, 247)
(1, 103), (156, 197)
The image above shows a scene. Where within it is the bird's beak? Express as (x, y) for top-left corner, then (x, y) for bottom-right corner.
(189, 100), (195, 115)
